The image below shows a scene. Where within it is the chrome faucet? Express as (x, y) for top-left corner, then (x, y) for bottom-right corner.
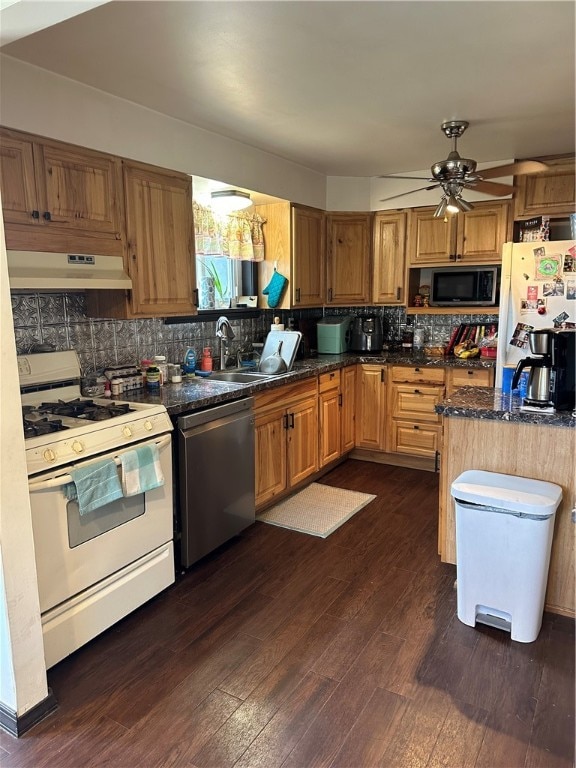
(216, 316), (235, 369)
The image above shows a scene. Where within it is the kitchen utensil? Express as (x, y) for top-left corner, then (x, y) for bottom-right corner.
(260, 330), (302, 371)
(260, 341), (288, 375)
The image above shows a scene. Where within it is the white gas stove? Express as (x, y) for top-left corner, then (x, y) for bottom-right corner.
(19, 351), (171, 476)
(18, 350), (175, 669)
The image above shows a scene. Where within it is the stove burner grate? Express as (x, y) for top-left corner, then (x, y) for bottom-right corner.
(23, 417), (69, 437)
(36, 399), (133, 421)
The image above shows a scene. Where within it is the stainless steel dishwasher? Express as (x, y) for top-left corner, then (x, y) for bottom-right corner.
(177, 397), (255, 567)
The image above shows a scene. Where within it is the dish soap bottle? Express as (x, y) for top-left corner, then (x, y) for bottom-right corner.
(200, 347), (213, 372)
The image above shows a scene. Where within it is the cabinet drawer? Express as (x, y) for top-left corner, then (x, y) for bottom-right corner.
(390, 421), (442, 458)
(449, 367), (494, 392)
(319, 369), (341, 393)
(390, 365), (445, 385)
(391, 384), (444, 423)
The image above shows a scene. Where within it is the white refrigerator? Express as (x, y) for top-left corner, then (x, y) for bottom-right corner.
(495, 240), (576, 387)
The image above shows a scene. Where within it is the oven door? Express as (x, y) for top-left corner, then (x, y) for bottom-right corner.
(28, 433), (173, 614)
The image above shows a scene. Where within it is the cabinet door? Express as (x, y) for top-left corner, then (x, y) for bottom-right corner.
(373, 211), (407, 304)
(326, 213), (372, 304)
(456, 202), (509, 263)
(292, 205), (325, 307)
(319, 387), (341, 467)
(355, 365), (386, 450)
(255, 407), (288, 507)
(287, 396), (318, 487)
(123, 162), (196, 317)
(38, 143), (123, 236)
(514, 159), (576, 217)
(0, 132), (39, 225)
(340, 365), (357, 453)
(408, 207), (456, 265)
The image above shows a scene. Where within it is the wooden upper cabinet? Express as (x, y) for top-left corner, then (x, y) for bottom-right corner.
(292, 204), (325, 307)
(0, 132), (38, 226)
(326, 212), (372, 304)
(0, 128), (123, 238)
(514, 157), (575, 217)
(408, 207), (455, 265)
(456, 202), (510, 263)
(373, 211), (407, 304)
(408, 201), (510, 266)
(123, 161), (196, 317)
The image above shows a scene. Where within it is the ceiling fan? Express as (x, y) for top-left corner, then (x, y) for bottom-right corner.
(379, 120), (548, 217)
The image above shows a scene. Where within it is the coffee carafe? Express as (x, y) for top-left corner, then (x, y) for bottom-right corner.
(512, 329), (576, 410)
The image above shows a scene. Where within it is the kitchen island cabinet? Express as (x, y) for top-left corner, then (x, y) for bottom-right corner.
(437, 387), (575, 617)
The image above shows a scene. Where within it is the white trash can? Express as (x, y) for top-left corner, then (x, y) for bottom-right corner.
(451, 469), (562, 643)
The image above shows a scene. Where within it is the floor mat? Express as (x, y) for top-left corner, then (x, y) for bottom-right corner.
(257, 482), (376, 538)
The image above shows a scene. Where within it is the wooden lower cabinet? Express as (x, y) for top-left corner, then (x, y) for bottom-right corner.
(355, 364), (386, 450)
(254, 379), (318, 508)
(340, 365), (357, 453)
(319, 371), (341, 467)
(388, 366), (445, 459)
(439, 416), (575, 617)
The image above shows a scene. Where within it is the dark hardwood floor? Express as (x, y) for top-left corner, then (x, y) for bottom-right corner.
(2, 460), (574, 768)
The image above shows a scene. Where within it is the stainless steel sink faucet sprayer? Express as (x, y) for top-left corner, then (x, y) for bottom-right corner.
(216, 316), (235, 370)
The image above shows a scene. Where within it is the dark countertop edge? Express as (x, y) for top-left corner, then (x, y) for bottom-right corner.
(437, 386), (575, 429)
(121, 352), (495, 419)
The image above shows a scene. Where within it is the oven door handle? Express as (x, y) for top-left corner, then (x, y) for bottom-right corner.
(28, 434), (172, 492)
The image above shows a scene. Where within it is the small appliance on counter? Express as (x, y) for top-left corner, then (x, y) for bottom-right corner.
(511, 328), (575, 411)
(316, 316), (352, 354)
(349, 315), (384, 353)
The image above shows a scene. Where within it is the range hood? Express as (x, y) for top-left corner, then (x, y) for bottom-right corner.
(7, 251), (132, 290)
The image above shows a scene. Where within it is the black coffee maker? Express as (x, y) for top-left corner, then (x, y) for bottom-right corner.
(512, 329), (575, 410)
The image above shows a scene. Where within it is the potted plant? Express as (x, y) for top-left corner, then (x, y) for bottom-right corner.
(203, 260), (229, 309)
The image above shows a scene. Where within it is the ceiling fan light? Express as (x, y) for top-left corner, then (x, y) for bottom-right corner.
(457, 197), (474, 212)
(210, 189), (253, 212)
(434, 198), (448, 218)
(446, 194), (460, 214)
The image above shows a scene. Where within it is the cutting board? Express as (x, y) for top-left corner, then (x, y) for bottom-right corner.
(260, 330), (302, 373)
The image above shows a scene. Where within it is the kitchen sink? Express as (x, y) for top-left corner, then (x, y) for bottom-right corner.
(209, 370), (275, 383)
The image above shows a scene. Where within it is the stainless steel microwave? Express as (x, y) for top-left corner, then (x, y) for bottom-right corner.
(429, 266), (499, 307)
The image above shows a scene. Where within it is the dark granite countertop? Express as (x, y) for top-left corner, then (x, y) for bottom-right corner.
(437, 386), (576, 428)
(122, 351), (495, 419)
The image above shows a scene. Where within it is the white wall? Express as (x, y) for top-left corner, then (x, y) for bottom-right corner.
(0, 206), (48, 718)
(0, 55), (327, 209)
(325, 177), (371, 211)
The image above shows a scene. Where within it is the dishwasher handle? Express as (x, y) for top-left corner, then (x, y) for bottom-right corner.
(177, 397), (254, 432)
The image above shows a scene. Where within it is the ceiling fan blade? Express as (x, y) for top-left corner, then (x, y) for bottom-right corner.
(378, 175), (432, 181)
(479, 160), (548, 180)
(472, 179), (515, 196)
(379, 185), (439, 203)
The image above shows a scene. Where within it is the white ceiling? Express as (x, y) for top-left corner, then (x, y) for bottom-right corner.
(1, 1), (574, 183)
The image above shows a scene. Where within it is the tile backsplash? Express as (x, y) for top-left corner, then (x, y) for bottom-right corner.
(11, 292), (497, 374)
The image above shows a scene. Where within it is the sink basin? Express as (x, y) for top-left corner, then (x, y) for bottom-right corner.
(209, 370), (274, 383)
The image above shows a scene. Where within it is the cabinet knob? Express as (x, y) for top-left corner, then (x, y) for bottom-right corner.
(193, 288), (199, 307)
(72, 440), (84, 454)
(43, 211), (52, 221)
(295, 288), (301, 303)
(31, 210), (40, 219)
(414, 389), (421, 394)
(467, 370), (474, 376)
(328, 288), (333, 302)
(396, 287), (401, 300)
(413, 425), (420, 430)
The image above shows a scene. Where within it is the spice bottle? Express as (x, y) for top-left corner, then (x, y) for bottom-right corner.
(200, 347), (213, 372)
(154, 355), (168, 386)
(146, 365), (161, 390)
